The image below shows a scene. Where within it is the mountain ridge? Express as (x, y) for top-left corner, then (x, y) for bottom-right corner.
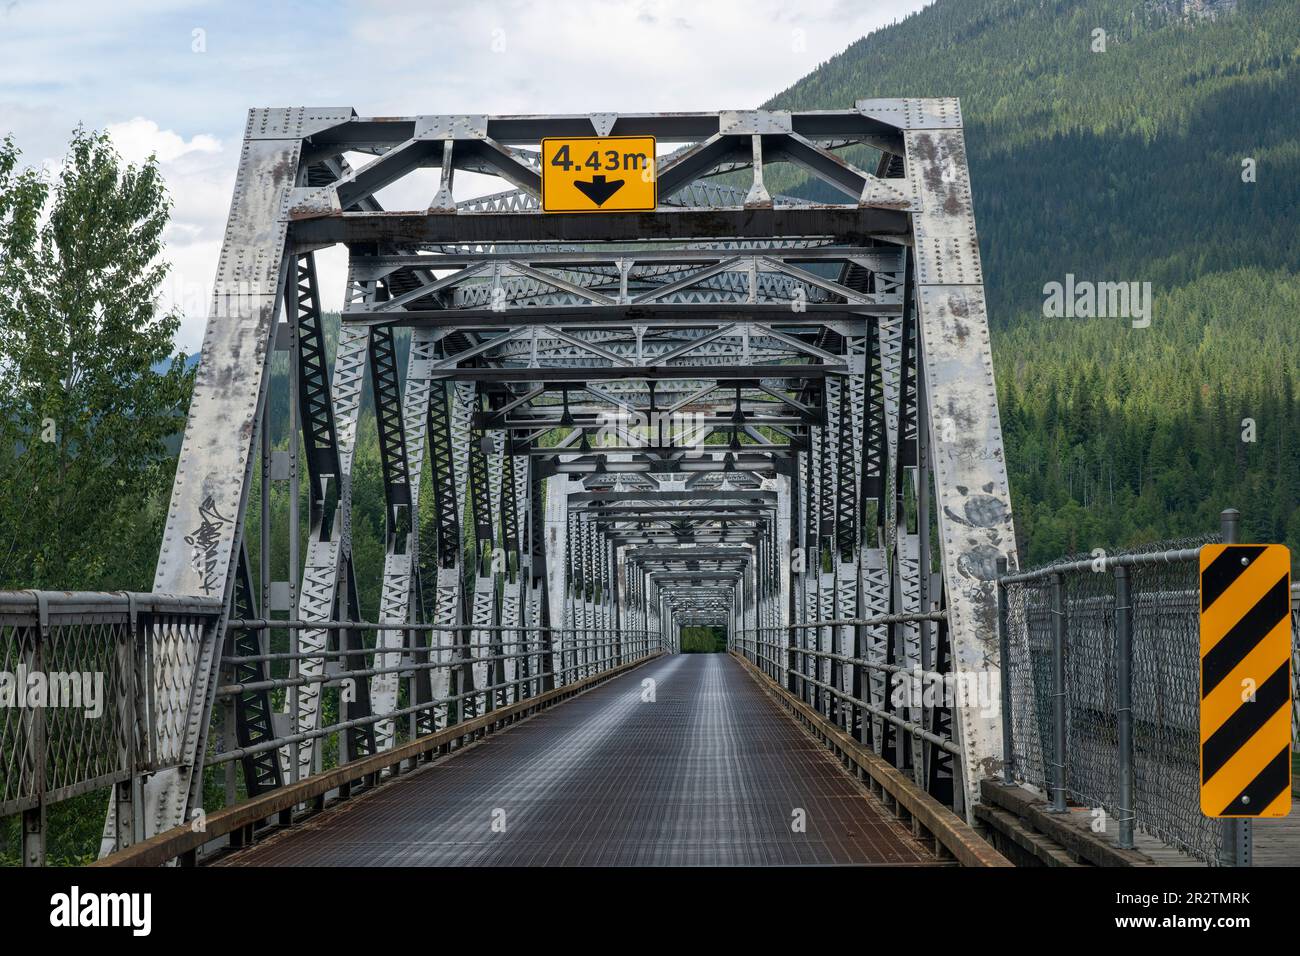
(762, 0), (1300, 562)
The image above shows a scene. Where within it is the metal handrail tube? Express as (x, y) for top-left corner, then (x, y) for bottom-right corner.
(210, 640), (663, 766)
(791, 670), (962, 756)
(997, 548), (1200, 585)
(223, 634), (639, 697)
(733, 633), (960, 682)
(741, 611), (948, 630)
(0, 590), (222, 615)
(222, 631), (643, 665)
(216, 646), (564, 697)
(223, 641), (525, 664)
(225, 619), (629, 633)
(734, 623), (965, 756)
(208, 656), (639, 766)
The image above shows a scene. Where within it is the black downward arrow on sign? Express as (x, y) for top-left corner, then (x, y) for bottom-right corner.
(573, 174), (625, 207)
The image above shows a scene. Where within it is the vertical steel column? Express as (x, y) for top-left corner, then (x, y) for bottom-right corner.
(530, 469), (556, 691)
(227, 547), (287, 793)
(785, 468), (800, 695)
(1049, 571), (1067, 812)
(371, 318), (421, 748)
(292, 252), (364, 770)
(1113, 564), (1135, 849)
(467, 389), (498, 712)
(287, 311), (304, 772)
(563, 509), (577, 684)
(609, 537), (620, 667)
(449, 383), (477, 718)
(258, 403), (275, 777)
(915, 347), (933, 784)
(339, 561), (377, 761)
(905, 112), (1021, 817)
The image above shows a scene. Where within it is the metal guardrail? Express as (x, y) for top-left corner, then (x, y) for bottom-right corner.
(211, 619), (655, 774)
(96, 650), (665, 867)
(992, 510), (1296, 867)
(1, 588), (660, 866)
(0, 591), (223, 865)
(732, 609), (958, 808)
(997, 541), (1218, 863)
(728, 649), (1011, 867)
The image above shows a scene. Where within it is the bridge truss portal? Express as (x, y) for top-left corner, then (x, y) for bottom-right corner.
(120, 100), (1018, 850)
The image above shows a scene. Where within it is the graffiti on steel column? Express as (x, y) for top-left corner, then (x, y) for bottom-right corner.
(185, 495), (232, 595)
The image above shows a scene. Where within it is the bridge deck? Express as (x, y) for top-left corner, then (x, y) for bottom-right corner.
(215, 654), (942, 866)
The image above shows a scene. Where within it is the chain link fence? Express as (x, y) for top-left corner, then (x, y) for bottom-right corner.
(5, 589), (659, 865)
(0, 592), (223, 864)
(1000, 535), (1225, 864)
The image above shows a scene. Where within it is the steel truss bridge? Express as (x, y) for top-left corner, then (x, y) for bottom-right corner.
(3, 101), (1293, 869)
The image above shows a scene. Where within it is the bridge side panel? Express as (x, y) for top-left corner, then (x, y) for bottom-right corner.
(901, 101), (1019, 815)
(143, 113), (303, 839)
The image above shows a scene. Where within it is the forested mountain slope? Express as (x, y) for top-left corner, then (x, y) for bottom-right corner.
(767, 0), (1300, 563)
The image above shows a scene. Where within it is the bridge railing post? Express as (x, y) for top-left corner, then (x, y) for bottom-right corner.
(996, 558), (1014, 785)
(113, 604), (142, 855)
(1048, 571), (1068, 813)
(1113, 564), (1135, 849)
(786, 624), (797, 695)
(21, 608), (46, 867)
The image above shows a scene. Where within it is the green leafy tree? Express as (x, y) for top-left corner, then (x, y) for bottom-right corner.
(0, 128), (192, 589)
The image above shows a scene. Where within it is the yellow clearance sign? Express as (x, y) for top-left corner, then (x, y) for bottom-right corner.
(1198, 543), (1293, 818)
(540, 136), (656, 213)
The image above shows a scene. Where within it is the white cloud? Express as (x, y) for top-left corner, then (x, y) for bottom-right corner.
(105, 117), (220, 165)
(1, 0), (935, 352)
(104, 119), (230, 352)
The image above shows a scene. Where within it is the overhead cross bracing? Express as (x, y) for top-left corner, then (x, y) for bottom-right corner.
(93, 99), (1016, 856)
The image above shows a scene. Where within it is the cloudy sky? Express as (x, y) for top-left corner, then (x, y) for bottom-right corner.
(0, 0), (931, 353)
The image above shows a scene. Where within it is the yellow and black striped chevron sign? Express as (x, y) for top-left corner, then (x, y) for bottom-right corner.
(1199, 544), (1292, 818)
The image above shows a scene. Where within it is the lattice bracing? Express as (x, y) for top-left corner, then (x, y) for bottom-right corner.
(73, 100), (1020, 852)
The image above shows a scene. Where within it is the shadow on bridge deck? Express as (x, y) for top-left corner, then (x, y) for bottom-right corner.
(214, 654), (943, 866)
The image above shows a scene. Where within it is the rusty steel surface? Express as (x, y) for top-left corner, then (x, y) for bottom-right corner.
(215, 654), (941, 866)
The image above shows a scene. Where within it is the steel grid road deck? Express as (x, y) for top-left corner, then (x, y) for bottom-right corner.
(215, 654), (941, 866)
